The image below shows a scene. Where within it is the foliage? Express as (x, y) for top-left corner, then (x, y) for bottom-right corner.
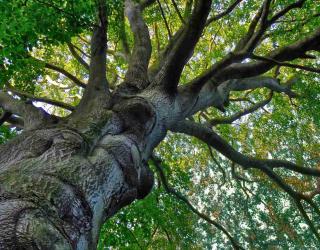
(0, 0), (320, 249)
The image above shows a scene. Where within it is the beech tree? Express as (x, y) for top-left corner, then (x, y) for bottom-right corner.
(0, 0), (319, 249)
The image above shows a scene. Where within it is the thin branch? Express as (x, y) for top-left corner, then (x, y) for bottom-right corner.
(188, 0), (310, 92)
(231, 163), (256, 183)
(171, 121), (320, 240)
(119, 10), (131, 61)
(70, 42), (91, 58)
(7, 88), (75, 111)
(268, 0), (306, 25)
(206, 0), (244, 26)
(106, 49), (128, 61)
(5, 115), (24, 129)
(157, 0), (172, 38)
(67, 42), (90, 70)
(77, 35), (90, 45)
(177, 76), (296, 120)
(44, 62), (86, 88)
(33, 0), (78, 21)
(251, 54), (320, 74)
(151, 155), (244, 250)
(207, 145), (227, 185)
(259, 165), (320, 240)
(171, 0), (185, 24)
(209, 92), (273, 126)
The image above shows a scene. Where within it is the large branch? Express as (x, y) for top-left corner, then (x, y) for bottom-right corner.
(189, 0), (311, 91)
(171, 121), (320, 239)
(123, 0), (152, 90)
(70, 0), (110, 118)
(177, 76), (296, 119)
(191, 26), (320, 91)
(171, 121), (320, 178)
(184, 0), (271, 92)
(75, 0), (110, 111)
(153, 0), (213, 92)
(0, 91), (56, 129)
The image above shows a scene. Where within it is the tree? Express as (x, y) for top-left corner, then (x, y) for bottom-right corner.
(0, 0), (319, 248)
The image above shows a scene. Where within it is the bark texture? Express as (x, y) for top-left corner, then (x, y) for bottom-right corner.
(0, 95), (160, 249)
(1, 0), (319, 248)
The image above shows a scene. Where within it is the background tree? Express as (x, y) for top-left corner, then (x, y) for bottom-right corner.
(0, 0), (319, 249)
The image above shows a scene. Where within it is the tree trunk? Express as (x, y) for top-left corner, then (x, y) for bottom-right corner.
(0, 95), (163, 249)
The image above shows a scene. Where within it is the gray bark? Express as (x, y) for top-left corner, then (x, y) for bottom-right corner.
(0, 91), (169, 249)
(1, 0), (319, 248)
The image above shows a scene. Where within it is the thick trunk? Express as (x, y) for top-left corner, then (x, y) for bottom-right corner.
(0, 94), (164, 249)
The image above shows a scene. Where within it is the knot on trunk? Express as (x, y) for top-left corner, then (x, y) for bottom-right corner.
(97, 134), (154, 200)
(136, 160), (154, 199)
(0, 171), (92, 249)
(113, 96), (156, 137)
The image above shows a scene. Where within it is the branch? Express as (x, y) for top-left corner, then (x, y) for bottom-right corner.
(122, 0), (152, 91)
(207, 145), (227, 185)
(33, 0), (78, 21)
(67, 42), (90, 70)
(206, 0), (244, 26)
(70, 42), (91, 58)
(157, 0), (172, 38)
(171, 0), (185, 24)
(189, 0), (311, 91)
(7, 88), (75, 111)
(171, 120), (320, 240)
(193, 27), (320, 89)
(230, 77), (297, 97)
(76, 0), (109, 110)
(251, 54), (320, 74)
(151, 155), (244, 250)
(44, 62), (86, 88)
(268, 0), (306, 25)
(171, 120), (320, 178)
(209, 92), (273, 126)
(187, 0), (272, 91)
(231, 163), (256, 183)
(237, 0), (305, 54)
(153, 0), (213, 92)
(119, 11), (131, 61)
(0, 91), (56, 129)
(0, 109), (24, 128)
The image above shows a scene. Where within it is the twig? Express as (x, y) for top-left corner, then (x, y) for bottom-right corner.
(151, 155), (244, 250)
